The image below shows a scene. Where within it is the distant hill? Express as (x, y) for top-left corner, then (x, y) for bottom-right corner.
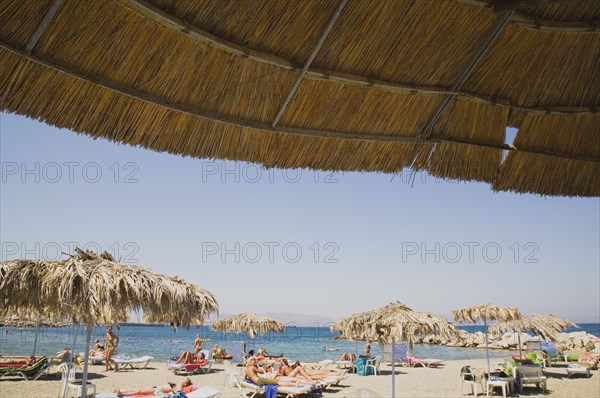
(207, 312), (335, 327)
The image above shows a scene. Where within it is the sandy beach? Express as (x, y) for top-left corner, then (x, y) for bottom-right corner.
(0, 357), (598, 398)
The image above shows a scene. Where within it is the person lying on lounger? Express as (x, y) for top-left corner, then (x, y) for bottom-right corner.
(244, 357), (299, 386)
(176, 351), (207, 365)
(290, 360), (347, 378)
(113, 377), (196, 397)
(339, 352), (356, 361)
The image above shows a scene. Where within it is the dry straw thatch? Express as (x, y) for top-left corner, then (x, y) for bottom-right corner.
(211, 312), (284, 339)
(0, 248), (219, 328)
(0, 248), (218, 398)
(452, 303), (522, 323)
(331, 302), (459, 346)
(0, 0), (598, 197)
(489, 313), (577, 341)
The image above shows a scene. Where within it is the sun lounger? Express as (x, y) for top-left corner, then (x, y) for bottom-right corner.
(168, 360), (213, 375)
(95, 386), (222, 398)
(335, 360), (354, 370)
(516, 365), (547, 393)
(233, 375), (316, 398)
(113, 355), (153, 369)
(407, 357), (444, 368)
(0, 356), (50, 380)
(567, 364), (591, 378)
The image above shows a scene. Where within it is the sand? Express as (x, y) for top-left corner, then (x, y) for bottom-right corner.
(0, 357), (598, 397)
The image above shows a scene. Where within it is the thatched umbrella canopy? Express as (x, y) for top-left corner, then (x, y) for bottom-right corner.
(333, 302), (459, 398)
(1, 0), (598, 197)
(453, 303), (522, 375)
(211, 312), (284, 339)
(489, 313), (577, 356)
(332, 303), (459, 346)
(0, 248), (219, 398)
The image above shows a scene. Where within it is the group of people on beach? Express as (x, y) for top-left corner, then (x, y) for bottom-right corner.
(243, 355), (347, 387)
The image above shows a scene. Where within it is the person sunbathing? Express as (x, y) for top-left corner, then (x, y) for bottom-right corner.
(278, 359), (317, 381)
(244, 357), (299, 387)
(113, 377), (195, 397)
(339, 352), (356, 361)
(177, 351), (207, 366)
(291, 360), (347, 378)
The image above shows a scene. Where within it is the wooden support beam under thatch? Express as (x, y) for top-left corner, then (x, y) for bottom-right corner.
(2, 40), (598, 165)
(271, 0), (348, 127)
(493, 0), (559, 11)
(511, 12), (600, 32)
(422, 10), (514, 139)
(25, 0), (64, 54)
(116, 0), (596, 117)
(459, 0), (600, 32)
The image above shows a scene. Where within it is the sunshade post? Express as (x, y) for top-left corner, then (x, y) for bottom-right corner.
(79, 324), (93, 398)
(32, 319), (40, 357)
(518, 329), (522, 358)
(392, 338), (396, 398)
(484, 317), (490, 376)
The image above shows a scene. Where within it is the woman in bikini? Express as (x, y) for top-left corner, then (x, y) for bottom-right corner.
(105, 326), (119, 372)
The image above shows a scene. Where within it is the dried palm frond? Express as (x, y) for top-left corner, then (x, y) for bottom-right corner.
(489, 313), (577, 341)
(452, 304), (522, 323)
(211, 313), (284, 339)
(332, 302), (459, 347)
(0, 249), (219, 328)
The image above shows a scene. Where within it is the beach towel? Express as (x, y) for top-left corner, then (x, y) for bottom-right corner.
(263, 384), (277, 398)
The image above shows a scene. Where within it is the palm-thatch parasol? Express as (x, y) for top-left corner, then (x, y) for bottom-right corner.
(489, 313), (577, 357)
(211, 312), (284, 352)
(0, 248), (219, 398)
(0, 0), (598, 197)
(453, 303), (522, 375)
(332, 302), (459, 398)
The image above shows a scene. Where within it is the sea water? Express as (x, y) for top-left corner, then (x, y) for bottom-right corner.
(1, 324), (597, 362)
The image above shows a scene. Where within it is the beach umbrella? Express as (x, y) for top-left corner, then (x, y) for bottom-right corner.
(211, 312), (284, 339)
(332, 302), (459, 398)
(489, 314), (577, 357)
(1, 1), (598, 198)
(211, 312), (284, 355)
(453, 304), (522, 376)
(0, 248), (219, 398)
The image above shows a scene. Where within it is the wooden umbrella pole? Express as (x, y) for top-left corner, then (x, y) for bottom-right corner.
(392, 339), (396, 398)
(80, 325), (93, 398)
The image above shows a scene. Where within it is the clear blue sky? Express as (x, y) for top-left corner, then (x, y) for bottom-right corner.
(1, 112), (599, 323)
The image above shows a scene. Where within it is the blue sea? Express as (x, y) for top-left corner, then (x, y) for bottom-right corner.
(1, 324), (597, 362)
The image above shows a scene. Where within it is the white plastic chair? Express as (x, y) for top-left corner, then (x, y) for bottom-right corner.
(460, 366), (484, 396)
(366, 356), (381, 375)
(223, 361), (242, 387)
(56, 363), (96, 397)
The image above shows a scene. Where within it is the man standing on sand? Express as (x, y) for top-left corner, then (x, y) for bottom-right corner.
(105, 326), (119, 372)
